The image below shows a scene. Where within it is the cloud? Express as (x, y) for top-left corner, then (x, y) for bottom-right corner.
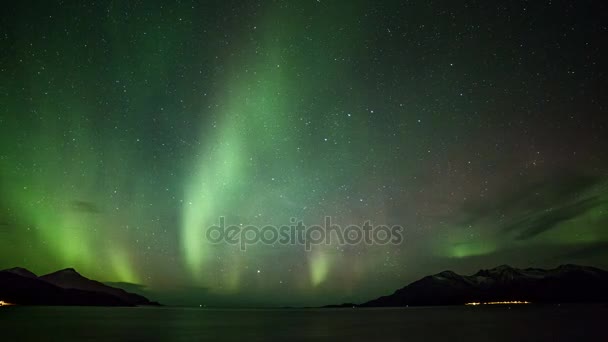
(103, 282), (148, 294)
(505, 197), (603, 240)
(556, 242), (608, 260)
(459, 173), (602, 225)
(452, 173), (606, 240)
(71, 200), (102, 214)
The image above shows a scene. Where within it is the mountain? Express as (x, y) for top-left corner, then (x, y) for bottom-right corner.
(0, 267), (159, 307)
(40, 268), (157, 306)
(358, 264), (608, 307)
(0, 270), (129, 306)
(3, 267), (38, 279)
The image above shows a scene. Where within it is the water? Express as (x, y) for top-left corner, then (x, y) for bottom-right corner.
(0, 304), (605, 341)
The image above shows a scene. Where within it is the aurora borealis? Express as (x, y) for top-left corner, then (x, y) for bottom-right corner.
(1, 1), (607, 307)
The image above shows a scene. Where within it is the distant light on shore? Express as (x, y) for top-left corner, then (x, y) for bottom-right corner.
(465, 301), (530, 306)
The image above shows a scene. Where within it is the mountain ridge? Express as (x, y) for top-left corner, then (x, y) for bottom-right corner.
(329, 264), (608, 308)
(0, 267), (159, 307)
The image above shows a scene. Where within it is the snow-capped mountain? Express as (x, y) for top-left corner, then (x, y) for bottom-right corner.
(359, 264), (608, 307)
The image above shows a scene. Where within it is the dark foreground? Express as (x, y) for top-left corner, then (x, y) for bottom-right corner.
(0, 304), (605, 341)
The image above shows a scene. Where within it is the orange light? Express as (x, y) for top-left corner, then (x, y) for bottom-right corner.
(465, 300), (530, 306)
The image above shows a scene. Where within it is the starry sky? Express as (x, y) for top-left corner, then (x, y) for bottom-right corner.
(1, 0), (607, 307)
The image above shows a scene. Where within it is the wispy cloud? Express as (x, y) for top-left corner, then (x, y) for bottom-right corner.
(71, 200), (102, 214)
(453, 173), (606, 240)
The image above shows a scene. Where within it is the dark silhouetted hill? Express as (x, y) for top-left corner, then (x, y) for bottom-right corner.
(0, 267), (159, 306)
(332, 265), (608, 307)
(41, 268), (158, 306)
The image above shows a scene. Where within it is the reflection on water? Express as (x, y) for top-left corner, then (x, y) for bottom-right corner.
(0, 305), (605, 341)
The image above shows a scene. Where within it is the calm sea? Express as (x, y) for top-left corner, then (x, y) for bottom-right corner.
(0, 304), (605, 341)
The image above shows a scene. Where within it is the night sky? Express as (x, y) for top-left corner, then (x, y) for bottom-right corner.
(1, 1), (607, 307)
